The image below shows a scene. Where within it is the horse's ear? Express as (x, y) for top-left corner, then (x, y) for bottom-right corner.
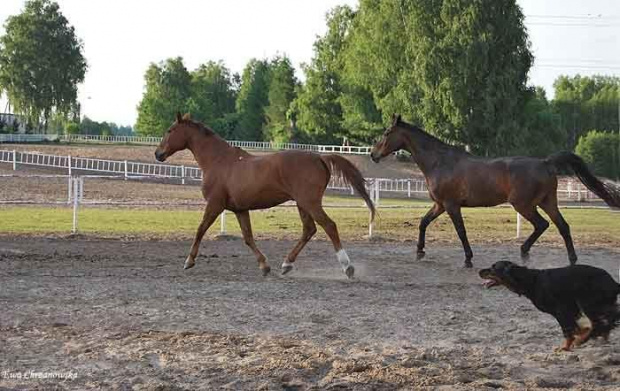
(176, 112), (183, 123)
(392, 113), (402, 125)
(182, 113), (191, 121)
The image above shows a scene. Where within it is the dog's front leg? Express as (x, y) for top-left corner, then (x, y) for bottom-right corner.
(555, 336), (575, 352)
(554, 309), (579, 352)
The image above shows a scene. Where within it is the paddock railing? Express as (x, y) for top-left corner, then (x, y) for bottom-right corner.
(0, 149), (614, 204)
(0, 133), (373, 155)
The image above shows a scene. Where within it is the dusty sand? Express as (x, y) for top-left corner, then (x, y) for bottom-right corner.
(1, 237), (620, 390)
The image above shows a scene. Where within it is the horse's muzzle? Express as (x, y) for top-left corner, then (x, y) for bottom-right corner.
(370, 152), (380, 163)
(155, 150), (167, 162)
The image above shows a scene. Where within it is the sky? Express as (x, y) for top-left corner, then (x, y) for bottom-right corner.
(0, 0), (619, 127)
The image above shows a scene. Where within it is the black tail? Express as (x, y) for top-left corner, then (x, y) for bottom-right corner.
(547, 151), (620, 208)
(320, 155), (376, 221)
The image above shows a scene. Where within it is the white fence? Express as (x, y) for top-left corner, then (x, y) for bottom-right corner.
(0, 148), (612, 203)
(0, 149), (420, 196)
(0, 133), (373, 155)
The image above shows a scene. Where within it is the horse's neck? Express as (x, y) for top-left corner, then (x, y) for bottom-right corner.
(188, 133), (234, 171)
(401, 128), (463, 174)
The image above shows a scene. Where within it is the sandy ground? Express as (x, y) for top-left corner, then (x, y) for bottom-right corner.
(1, 237), (620, 390)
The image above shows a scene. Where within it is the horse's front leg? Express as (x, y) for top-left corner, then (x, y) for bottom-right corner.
(185, 201), (224, 269)
(445, 204), (473, 268)
(416, 202), (445, 260)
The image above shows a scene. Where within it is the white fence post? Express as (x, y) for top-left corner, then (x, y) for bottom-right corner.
(72, 177), (79, 234)
(67, 155), (72, 176)
(220, 211), (226, 235)
(12, 150), (17, 170)
(67, 176), (72, 204)
(368, 207), (374, 239)
(516, 213), (522, 238)
(181, 165), (186, 185)
(124, 160), (128, 180)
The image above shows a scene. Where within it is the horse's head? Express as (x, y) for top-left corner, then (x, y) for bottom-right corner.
(370, 114), (405, 163)
(155, 112), (193, 162)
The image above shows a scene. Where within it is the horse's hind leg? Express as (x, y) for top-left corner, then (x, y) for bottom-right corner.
(539, 195), (577, 264)
(235, 210), (270, 276)
(511, 204), (549, 262)
(445, 204), (473, 268)
(417, 202), (445, 260)
(282, 207), (317, 275)
(303, 203), (354, 279)
(185, 202), (224, 269)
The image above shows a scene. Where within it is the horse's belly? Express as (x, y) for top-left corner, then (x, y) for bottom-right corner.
(228, 190), (291, 211)
(464, 188), (507, 207)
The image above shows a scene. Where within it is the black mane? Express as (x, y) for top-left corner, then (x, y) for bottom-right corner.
(397, 120), (469, 155)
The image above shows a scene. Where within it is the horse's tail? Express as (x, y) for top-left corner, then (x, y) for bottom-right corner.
(320, 154), (376, 221)
(546, 151), (620, 208)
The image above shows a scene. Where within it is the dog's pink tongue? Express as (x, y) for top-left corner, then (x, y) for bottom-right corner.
(482, 279), (495, 288)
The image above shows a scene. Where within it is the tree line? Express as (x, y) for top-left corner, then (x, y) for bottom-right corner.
(1, 1), (618, 178)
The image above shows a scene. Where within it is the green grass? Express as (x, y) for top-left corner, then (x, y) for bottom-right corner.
(1, 204), (618, 248)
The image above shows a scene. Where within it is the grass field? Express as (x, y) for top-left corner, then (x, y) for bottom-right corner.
(1, 197), (618, 248)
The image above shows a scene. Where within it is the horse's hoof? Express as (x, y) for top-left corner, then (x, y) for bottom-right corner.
(464, 260), (473, 269)
(184, 258), (195, 270)
(416, 251), (425, 261)
(569, 255), (578, 265)
(521, 251), (530, 262)
(262, 266), (271, 276)
(344, 265), (355, 279)
(281, 265), (293, 275)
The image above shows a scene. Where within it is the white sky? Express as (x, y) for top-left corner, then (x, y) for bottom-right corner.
(0, 0), (619, 127)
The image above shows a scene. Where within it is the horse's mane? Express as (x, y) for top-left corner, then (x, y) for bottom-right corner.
(179, 118), (216, 137)
(397, 121), (469, 155)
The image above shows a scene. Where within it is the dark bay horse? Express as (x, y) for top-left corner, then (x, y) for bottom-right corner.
(371, 114), (620, 268)
(155, 113), (375, 278)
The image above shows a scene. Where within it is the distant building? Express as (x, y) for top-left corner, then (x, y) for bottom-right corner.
(0, 113), (27, 133)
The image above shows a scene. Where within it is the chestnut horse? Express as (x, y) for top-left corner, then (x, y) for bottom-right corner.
(371, 114), (620, 268)
(155, 113), (375, 278)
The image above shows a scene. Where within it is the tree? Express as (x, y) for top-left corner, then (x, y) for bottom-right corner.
(135, 57), (192, 136)
(292, 5), (381, 144)
(346, 0), (533, 155)
(64, 122), (79, 135)
(189, 61), (238, 127)
(264, 56), (298, 143)
(80, 116), (102, 135)
(575, 130), (620, 180)
(235, 59), (271, 141)
(516, 87), (566, 157)
(553, 75), (619, 149)
(0, 0), (87, 130)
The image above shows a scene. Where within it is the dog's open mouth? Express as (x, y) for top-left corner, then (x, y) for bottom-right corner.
(479, 269), (502, 289)
(482, 278), (501, 288)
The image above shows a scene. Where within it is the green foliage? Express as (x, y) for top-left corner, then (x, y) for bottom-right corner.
(346, 0), (533, 155)
(64, 122), (79, 135)
(516, 87), (566, 157)
(235, 59), (272, 141)
(135, 57), (192, 136)
(189, 61), (237, 125)
(292, 5), (381, 145)
(575, 130), (620, 180)
(0, 0), (87, 129)
(553, 75), (619, 149)
(264, 56), (298, 143)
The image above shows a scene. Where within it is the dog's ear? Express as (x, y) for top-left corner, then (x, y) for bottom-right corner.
(500, 263), (523, 295)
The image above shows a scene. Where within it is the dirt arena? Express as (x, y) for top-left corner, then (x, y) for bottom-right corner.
(2, 236), (620, 390)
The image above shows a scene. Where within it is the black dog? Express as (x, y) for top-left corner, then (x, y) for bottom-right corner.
(480, 261), (620, 351)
